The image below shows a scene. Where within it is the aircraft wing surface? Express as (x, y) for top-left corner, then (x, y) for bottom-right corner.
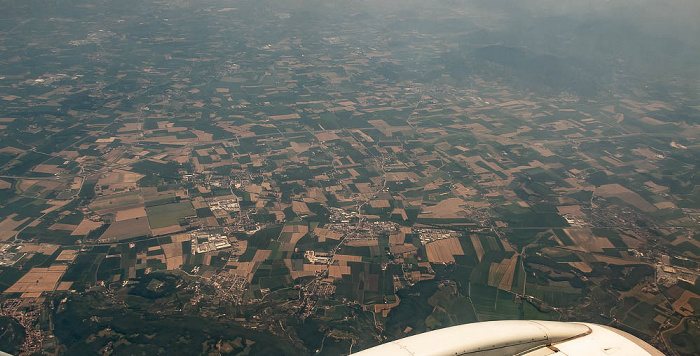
(352, 320), (663, 356)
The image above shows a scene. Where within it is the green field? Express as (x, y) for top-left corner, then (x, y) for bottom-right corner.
(469, 284), (522, 321)
(146, 201), (195, 229)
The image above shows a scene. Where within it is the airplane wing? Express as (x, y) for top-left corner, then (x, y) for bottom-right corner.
(352, 320), (664, 356)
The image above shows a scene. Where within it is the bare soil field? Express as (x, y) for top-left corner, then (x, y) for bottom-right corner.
(315, 228), (343, 242)
(639, 116), (667, 125)
(230, 261), (256, 281)
(32, 164), (62, 174)
(56, 281), (73, 291)
(595, 184), (657, 212)
(353, 183), (374, 195)
(346, 239), (379, 247)
(151, 225), (183, 236)
(142, 187), (177, 201)
(470, 234), (485, 262)
(48, 223), (78, 232)
(269, 113), (301, 121)
(251, 250), (272, 263)
(557, 205), (583, 216)
(564, 228), (614, 253)
(55, 249), (78, 262)
(118, 122), (141, 132)
(291, 201), (312, 215)
(328, 265), (351, 279)
(304, 187), (327, 203)
(0, 179), (11, 189)
(0, 215), (29, 241)
(655, 202), (676, 209)
(302, 264), (326, 274)
(5, 265), (67, 297)
(18, 180), (38, 192)
(71, 219), (104, 236)
(115, 206), (148, 221)
(370, 199), (391, 208)
(390, 244), (417, 256)
(165, 255), (185, 270)
(486, 262), (500, 286)
(593, 254), (642, 265)
(20, 244), (60, 255)
(418, 198), (469, 219)
(385, 172), (419, 182)
(499, 255), (519, 292)
(280, 224), (308, 250)
(671, 290), (700, 316)
(367, 119), (410, 137)
(97, 170), (144, 189)
(425, 237), (464, 263)
(389, 232), (406, 245)
(286, 258), (315, 279)
(314, 131), (340, 141)
(568, 261), (593, 273)
(90, 190), (144, 214)
(192, 129), (213, 141)
(333, 254), (362, 263)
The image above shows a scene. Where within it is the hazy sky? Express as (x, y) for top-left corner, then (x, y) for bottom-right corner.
(470, 0), (700, 44)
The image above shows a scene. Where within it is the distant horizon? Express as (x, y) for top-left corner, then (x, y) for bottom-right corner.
(0, 1), (697, 355)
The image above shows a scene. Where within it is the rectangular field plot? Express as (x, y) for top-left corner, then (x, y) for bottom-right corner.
(99, 217), (151, 243)
(426, 237), (464, 263)
(89, 190), (144, 214)
(146, 201), (196, 229)
(4, 265), (67, 297)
